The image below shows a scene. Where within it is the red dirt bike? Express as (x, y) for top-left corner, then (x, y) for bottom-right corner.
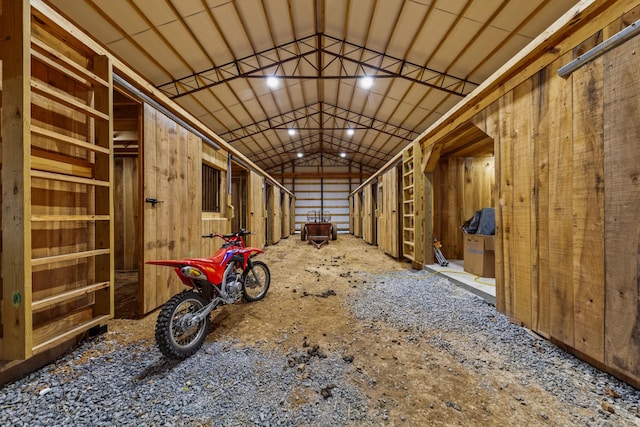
(146, 229), (270, 359)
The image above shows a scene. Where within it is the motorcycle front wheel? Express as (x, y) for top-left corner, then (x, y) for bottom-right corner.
(155, 290), (211, 359)
(242, 261), (270, 302)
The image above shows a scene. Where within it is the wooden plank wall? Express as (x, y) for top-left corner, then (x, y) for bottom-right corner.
(470, 15), (640, 386)
(603, 32), (640, 386)
(142, 105), (208, 313)
(282, 192), (290, 237)
(362, 184), (374, 244)
(269, 184), (281, 244)
(353, 191), (363, 237)
(432, 156), (495, 260)
(377, 166), (402, 258)
(246, 170), (266, 249)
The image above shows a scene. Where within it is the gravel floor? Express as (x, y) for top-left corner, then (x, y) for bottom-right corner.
(1, 269), (639, 426)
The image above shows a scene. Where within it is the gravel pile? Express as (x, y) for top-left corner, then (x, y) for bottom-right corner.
(0, 336), (369, 426)
(1, 269), (639, 426)
(351, 270), (640, 425)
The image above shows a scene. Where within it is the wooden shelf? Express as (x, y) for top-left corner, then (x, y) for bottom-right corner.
(31, 214), (110, 222)
(32, 314), (111, 355)
(31, 37), (109, 88)
(32, 281), (110, 312)
(31, 169), (110, 187)
(31, 80), (110, 121)
(32, 249), (111, 266)
(31, 125), (110, 155)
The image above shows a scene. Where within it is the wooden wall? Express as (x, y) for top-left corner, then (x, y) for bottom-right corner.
(268, 183), (281, 245)
(246, 170), (266, 248)
(142, 105), (203, 313)
(362, 184), (375, 244)
(467, 9), (640, 386)
(433, 156), (495, 260)
(377, 165), (402, 258)
(353, 191), (363, 237)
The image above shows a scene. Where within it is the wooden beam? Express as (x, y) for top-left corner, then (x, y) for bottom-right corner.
(2, 0), (33, 360)
(93, 54), (115, 318)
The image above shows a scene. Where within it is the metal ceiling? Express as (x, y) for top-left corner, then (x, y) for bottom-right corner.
(45, 0), (579, 174)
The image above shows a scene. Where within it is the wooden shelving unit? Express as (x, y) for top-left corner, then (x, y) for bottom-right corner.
(2, 2), (114, 359)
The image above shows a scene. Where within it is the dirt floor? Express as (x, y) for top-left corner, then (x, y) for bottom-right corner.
(110, 234), (633, 425)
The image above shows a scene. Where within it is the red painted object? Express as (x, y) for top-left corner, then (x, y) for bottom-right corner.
(146, 229), (270, 359)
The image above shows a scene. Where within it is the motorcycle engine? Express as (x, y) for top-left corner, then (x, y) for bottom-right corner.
(224, 271), (243, 299)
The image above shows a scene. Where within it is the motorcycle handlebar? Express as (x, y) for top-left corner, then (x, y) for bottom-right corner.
(201, 230), (252, 239)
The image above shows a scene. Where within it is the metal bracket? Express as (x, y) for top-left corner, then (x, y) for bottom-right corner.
(145, 197), (162, 207)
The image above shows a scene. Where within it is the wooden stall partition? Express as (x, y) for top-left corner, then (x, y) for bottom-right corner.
(141, 104), (204, 314)
(377, 165), (402, 258)
(603, 33), (640, 386)
(268, 182), (281, 245)
(353, 190), (363, 237)
(289, 195), (296, 237)
(349, 195), (355, 234)
(245, 170), (266, 249)
(282, 191), (291, 237)
(362, 184), (374, 244)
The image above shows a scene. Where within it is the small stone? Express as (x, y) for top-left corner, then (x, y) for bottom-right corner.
(601, 401), (615, 414)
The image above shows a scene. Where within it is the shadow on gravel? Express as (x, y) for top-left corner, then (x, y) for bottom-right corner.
(134, 358), (182, 382)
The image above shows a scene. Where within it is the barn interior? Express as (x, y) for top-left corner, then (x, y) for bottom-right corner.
(2, 0), (640, 423)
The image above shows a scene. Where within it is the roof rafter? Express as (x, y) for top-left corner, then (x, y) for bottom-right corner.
(156, 33), (479, 99)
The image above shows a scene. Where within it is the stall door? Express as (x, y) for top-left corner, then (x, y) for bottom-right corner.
(141, 105), (201, 314)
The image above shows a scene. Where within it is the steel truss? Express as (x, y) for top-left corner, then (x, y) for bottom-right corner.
(156, 33), (478, 98)
(220, 102), (420, 143)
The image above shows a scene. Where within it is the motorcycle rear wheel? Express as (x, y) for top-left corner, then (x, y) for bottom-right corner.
(242, 261), (270, 302)
(155, 291), (211, 359)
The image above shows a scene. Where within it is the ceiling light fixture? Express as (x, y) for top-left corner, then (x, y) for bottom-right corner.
(266, 76), (279, 88)
(346, 128), (355, 136)
(360, 76), (374, 89)
(297, 152), (303, 158)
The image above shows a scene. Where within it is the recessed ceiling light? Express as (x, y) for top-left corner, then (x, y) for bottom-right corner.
(288, 129), (296, 136)
(346, 128), (355, 136)
(340, 152), (347, 158)
(266, 76), (279, 88)
(297, 152), (303, 158)
(360, 76), (374, 89)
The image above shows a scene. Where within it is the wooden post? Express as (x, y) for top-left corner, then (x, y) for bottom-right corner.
(93, 55), (114, 317)
(412, 140), (425, 269)
(2, 0), (33, 359)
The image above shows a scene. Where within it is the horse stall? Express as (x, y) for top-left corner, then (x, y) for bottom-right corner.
(419, 1), (640, 389)
(431, 125), (495, 264)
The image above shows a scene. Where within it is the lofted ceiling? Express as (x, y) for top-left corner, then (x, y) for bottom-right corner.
(45, 0), (579, 174)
